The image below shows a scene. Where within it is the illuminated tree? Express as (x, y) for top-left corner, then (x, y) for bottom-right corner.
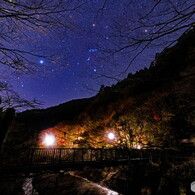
(112, 93), (176, 149)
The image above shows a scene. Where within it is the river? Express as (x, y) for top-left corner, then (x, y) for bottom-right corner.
(22, 173), (120, 195)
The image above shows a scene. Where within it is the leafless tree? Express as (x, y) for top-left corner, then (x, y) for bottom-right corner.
(0, 0), (86, 73)
(0, 0), (86, 109)
(96, 0), (195, 77)
(0, 81), (41, 110)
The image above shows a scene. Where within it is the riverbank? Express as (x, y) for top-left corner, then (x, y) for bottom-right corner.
(0, 159), (194, 194)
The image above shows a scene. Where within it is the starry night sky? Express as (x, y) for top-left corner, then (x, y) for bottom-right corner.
(3, 0), (194, 109)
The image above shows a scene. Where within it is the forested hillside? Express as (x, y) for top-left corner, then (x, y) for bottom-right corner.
(5, 29), (195, 150)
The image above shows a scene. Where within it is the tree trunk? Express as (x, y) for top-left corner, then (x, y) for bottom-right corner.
(0, 108), (15, 151)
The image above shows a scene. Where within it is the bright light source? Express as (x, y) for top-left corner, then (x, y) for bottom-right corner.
(137, 145), (141, 149)
(135, 144), (141, 149)
(43, 133), (56, 147)
(39, 60), (44, 64)
(107, 132), (115, 140)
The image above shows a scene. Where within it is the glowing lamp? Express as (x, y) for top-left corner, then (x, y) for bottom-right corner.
(107, 132), (115, 140)
(43, 133), (56, 147)
(136, 144), (141, 149)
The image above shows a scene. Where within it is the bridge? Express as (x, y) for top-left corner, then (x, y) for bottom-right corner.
(0, 148), (193, 174)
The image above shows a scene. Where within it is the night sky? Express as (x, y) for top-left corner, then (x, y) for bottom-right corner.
(2, 0), (194, 109)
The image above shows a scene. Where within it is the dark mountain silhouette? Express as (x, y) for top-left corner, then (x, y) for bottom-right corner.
(17, 97), (94, 129)
(4, 29), (195, 149)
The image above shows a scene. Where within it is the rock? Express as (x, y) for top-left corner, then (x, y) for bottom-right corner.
(33, 173), (119, 195)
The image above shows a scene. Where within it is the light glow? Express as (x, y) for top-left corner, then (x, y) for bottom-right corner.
(107, 132), (115, 140)
(137, 145), (141, 149)
(134, 144), (141, 149)
(43, 133), (56, 147)
(39, 60), (44, 64)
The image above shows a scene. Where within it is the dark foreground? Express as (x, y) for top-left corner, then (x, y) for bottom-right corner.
(0, 158), (194, 195)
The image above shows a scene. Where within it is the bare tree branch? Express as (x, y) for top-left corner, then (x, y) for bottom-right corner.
(96, 0), (195, 76)
(0, 0), (86, 73)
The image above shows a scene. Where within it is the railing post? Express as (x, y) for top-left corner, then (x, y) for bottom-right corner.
(29, 148), (35, 167)
(127, 149), (131, 160)
(165, 150), (168, 162)
(52, 149), (55, 164)
(90, 149), (93, 161)
(100, 149), (103, 161)
(73, 148), (75, 162)
(140, 150), (142, 159)
(59, 148), (62, 164)
(25, 149), (31, 166)
(149, 151), (153, 163)
(115, 149), (118, 161)
(105, 149), (107, 160)
(81, 149), (84, 162)
(158, 150), (161, 163)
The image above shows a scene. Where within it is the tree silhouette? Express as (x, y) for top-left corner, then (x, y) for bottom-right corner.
(0, 0), (85, 109)
(0, 0), (85, 73)
(97, 0), (195, 74)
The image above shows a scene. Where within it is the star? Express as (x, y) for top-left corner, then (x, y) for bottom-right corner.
(89, 49), (98, 53)
(39, 60), (44, 64)
(6, 0), (191, 111)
